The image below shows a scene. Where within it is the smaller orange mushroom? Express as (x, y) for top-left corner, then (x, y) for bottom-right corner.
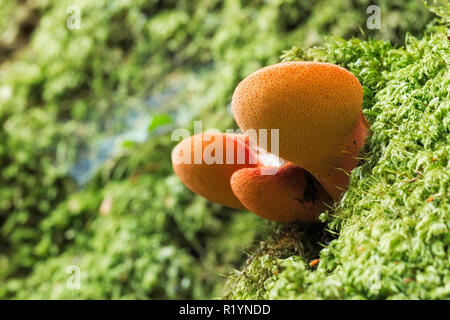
(231, 162), (332, 223)
(171, 132), (259, 209)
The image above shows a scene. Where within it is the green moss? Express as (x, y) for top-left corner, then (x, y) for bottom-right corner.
(225, 25), (449, 300)
(0, 0), (442, 299)
(0, 134), (274, 299)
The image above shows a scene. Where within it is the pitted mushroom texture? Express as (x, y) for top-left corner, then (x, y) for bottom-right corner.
(231, 163), (332, 223)
(231, 61), (368, 199)
(171, 132), (332, 222)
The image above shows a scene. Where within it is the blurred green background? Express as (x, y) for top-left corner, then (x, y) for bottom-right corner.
(0, 0), (444, 299)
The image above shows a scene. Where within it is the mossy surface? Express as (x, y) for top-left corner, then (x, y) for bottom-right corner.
(0, 0), (445, 299)
(224, 25), (450, 300)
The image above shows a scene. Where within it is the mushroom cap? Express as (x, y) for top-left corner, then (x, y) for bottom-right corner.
(171, 132), (259, 209)
(231, 61), (363, 182)
(230, 162), (332, 223)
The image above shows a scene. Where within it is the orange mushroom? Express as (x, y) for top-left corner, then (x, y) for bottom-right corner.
(231, 61), (369, 200)
(171, 61), (368, 223)
(171, 132), (259, 209)
(231, 162), (332, 223)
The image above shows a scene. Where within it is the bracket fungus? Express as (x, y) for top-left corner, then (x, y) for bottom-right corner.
(171, 61), (369, 223)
